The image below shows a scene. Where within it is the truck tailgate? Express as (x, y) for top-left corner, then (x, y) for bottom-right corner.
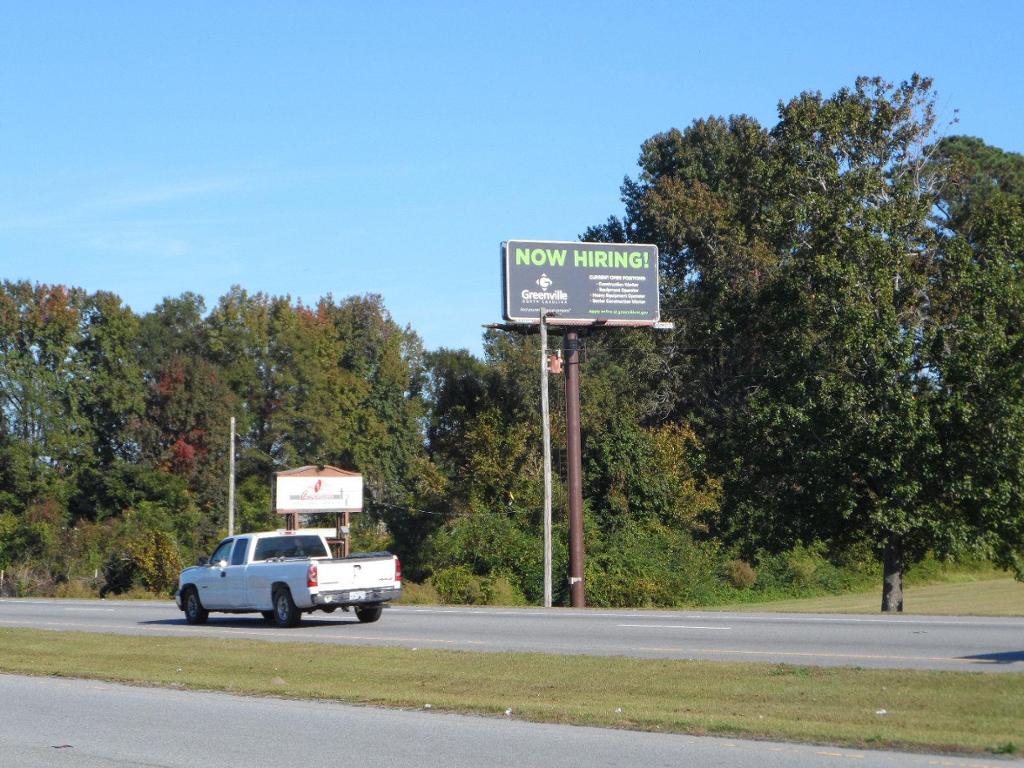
(316, 555), (396, 592)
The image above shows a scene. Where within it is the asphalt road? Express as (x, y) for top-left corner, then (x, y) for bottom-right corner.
(3, 673), (1019, 768)
(1, 598), (1022, 672)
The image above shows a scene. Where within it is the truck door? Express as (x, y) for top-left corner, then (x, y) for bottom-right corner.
(223, 537), (251, 608)
(195, 538), (234, 609)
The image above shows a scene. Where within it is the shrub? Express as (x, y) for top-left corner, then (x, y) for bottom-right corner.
(481, 574), (527, 606)
(787, 547), (819, 588)
(752, 542), (865, 596)
(584, 517), (728, 607)
(726, 559), (757, 589)
(54, 578), (100, 598)
(129, 531), (182, 595)
(424, 508), (544, 602)
(1, 564), (57, 597)
(100, 552), (137, 597)
(397, 580), (440, 605)
(100, 531), (182, 597)
(431, 565), (485, 604)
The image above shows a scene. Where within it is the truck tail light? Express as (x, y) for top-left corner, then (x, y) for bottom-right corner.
(307, 563), (318, 588)
(395, 557), (402, 583)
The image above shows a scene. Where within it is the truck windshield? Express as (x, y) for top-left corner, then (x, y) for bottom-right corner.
(252, 535), (328, 561)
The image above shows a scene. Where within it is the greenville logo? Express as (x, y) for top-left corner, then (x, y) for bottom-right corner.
(521, 273), (568, 304)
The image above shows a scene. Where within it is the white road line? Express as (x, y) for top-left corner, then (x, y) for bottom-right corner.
(618, 624), (732, 630)
(395, 606), (1021, 628)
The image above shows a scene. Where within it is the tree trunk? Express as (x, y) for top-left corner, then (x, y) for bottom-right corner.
(881, 536), (904, 613)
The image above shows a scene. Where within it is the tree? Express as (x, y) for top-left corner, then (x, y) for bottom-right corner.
(321, 294), (427, 507)
(930, 135), (1024, 232)
(598, 76), (1024, 610)
(137, 293), (207, 371)
(0, 282), (93, 513)
(140, 354), (236, 515)
(927, 188), (1024, 580)
(733, 76), (943, 612)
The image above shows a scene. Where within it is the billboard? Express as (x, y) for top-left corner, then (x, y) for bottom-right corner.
(502, 239), (660, 325)
(274, 469), (363, 514)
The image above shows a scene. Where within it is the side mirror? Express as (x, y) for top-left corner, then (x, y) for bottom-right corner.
(215, 559), (229, 568)
(197, 556), (210, 566)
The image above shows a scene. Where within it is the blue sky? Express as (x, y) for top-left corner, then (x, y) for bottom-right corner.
(1, 1), (1021, 355)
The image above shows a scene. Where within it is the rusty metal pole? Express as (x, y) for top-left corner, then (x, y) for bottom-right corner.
(563, 330), (585, 607)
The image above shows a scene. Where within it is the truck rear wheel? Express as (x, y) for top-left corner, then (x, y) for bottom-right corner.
(183, 588), (208, 625)
(272, 586), (301, 628)
(355, 605), (382, 623)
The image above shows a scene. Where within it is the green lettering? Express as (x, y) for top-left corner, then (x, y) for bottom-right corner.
(574, 249), (588, 267)
(546, 248), (567, 266)
(629, 251), (643, 268)
(595, 250), (608, 268)
(516, 247), (532, 265)
(531, 248), (547, 265)
(613, 252), (627, 268)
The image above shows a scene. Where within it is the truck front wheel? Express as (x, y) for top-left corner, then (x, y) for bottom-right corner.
(355, 605), (382, 623)
(183, 588), (208, 625)
(272, 587), (301, 628)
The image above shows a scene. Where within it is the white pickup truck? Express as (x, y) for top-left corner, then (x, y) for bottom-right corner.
(174, 530), (401, 627)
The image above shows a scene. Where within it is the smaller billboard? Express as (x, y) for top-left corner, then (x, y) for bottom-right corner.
(502, 239), (660, 325)
(275, 469), (363, 513)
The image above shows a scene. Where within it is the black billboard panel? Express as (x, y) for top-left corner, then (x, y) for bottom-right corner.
(502, 239), (660, 324)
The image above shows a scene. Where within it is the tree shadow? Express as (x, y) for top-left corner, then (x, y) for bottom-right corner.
(960, 650), (1024, 664)
(140, 616), (363, 628)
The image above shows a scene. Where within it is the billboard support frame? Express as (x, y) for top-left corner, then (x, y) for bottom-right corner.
(273, 465), (363, 557)
(497, 240), (674, 608)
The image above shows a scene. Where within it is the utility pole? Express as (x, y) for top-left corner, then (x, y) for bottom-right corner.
(563, 330), (585, 607)
(539, 311), (553, 608)
(228, 416), (235, 537)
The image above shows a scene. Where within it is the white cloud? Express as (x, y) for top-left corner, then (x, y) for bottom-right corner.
(0, 175), (248, 232)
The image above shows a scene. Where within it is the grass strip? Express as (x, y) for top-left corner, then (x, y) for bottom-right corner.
(0, 627), (1020, 755)
(729, 577), (1024, 616)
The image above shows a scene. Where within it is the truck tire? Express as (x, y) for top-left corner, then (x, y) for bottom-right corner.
(355, 605), (382, 623)
(272, 586), (301, 628)
(183, 588), (208, 625)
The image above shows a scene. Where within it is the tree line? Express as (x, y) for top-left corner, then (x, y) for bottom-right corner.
(2, 75), (1022, 610)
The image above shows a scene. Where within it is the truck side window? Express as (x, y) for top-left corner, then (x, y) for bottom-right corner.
(230, 538), (249, 566)
(210, 539), (233, 565)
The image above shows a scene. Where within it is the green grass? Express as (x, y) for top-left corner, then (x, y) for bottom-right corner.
(729, 577), (1024, 616)
(1, 627), (1020, 755)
